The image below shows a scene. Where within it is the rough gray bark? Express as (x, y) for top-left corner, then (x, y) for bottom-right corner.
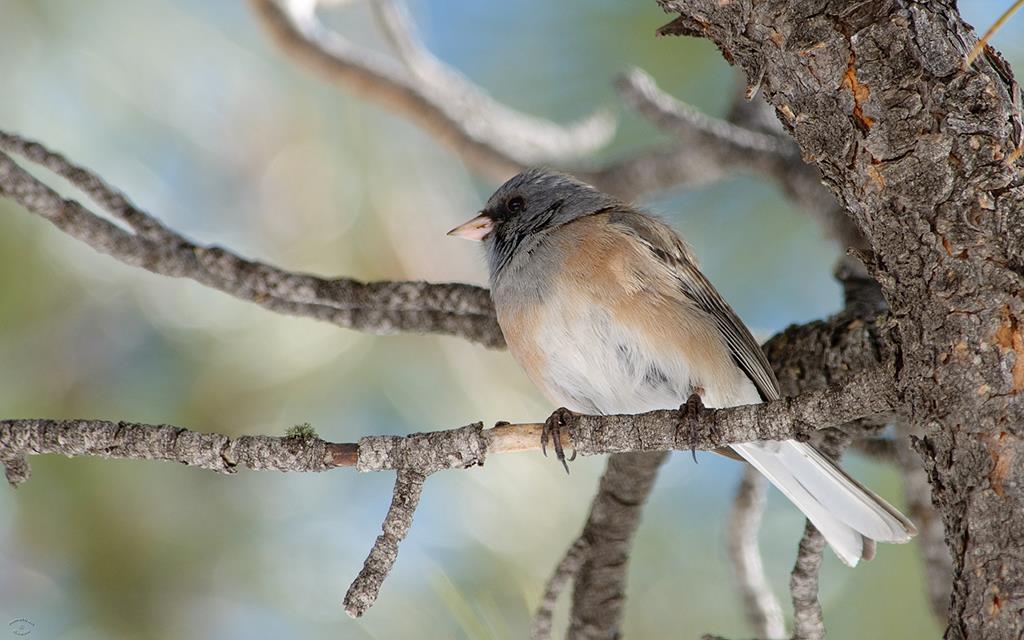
(566, 451), (669, 640)
(896, 423), (953, 624)
(0, 370), (893, 483)
(789, 521), (826, 640)
(657, 2), (1024, 637)
(343, 470), (425, 617)
(1, 372), (892, 622)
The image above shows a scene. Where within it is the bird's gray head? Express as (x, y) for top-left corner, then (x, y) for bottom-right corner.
(448, 168), (618, 279)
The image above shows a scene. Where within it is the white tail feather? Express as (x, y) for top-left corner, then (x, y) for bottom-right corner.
(732, 441), (917, 567)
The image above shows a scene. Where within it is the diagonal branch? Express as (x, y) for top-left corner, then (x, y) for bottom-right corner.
(344, 469), (425, 617)
(249, 0), (614, 182)
(613, 68), (869, 254)
(0, 126), (902, 355)
(728, 466), (786, 639)
(616, 68), (791, 156)
(0, 131), (505, 348)
(566, 450), (669, 639)
(531, 536), (591, 640)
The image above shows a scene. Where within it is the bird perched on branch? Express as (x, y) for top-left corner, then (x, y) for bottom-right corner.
(449, 168), (916, 566)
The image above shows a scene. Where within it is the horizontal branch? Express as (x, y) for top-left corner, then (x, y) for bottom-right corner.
(0, 369), (892, 618)
(0, 368), (893, 486)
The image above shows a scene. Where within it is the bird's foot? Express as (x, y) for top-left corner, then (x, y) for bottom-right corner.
(679, 392), (707, 463)
(542, 407), (577, 474)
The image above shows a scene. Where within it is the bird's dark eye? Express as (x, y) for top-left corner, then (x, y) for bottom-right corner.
(507, 196), (526, 213)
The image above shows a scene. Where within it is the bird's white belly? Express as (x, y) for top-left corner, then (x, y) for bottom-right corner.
(531, 299), (759, 415)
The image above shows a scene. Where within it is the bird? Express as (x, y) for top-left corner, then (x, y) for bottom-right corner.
(447, 167), (916, 567)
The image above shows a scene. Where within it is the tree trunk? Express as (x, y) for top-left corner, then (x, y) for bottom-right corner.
(658, 1), (1024, 637)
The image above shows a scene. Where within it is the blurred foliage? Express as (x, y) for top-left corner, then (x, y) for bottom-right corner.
(0, 1), (1019, 638)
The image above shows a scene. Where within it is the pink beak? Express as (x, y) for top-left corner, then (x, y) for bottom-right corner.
(447, 214), (494, 241)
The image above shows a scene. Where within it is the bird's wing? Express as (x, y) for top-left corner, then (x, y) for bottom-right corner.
(607, 210), (782, 402)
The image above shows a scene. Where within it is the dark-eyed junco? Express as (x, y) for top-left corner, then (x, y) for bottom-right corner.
(449, 168), (916, 566)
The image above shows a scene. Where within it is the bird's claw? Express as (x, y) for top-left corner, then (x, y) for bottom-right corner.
(542, 407), (576, 474)
(679, 393), (706, 463)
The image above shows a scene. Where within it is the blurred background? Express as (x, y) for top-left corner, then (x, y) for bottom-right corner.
(1, 1), (1020, 638)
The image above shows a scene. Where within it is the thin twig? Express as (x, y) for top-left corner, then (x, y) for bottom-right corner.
(343, 469), (426, 617)
(728, 466), (786, 639)
(616, 68), (790, 155)
(531, 536), (591, 640)
(965, 0), (1024, 66)
(579, 70), (795, 201)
